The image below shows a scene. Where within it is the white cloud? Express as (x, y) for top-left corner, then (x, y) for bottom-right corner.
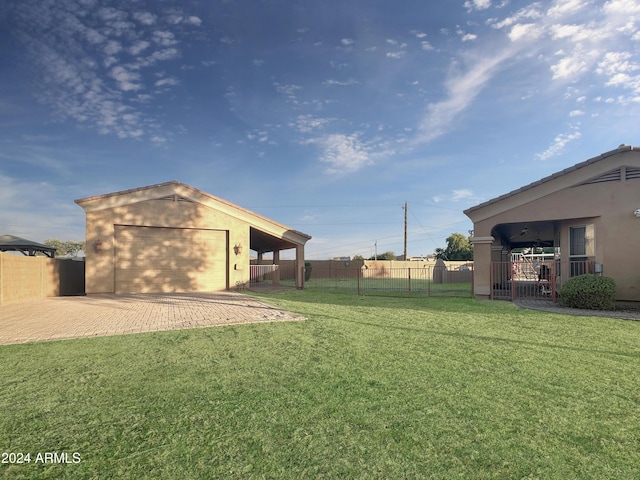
(415, 48), (513, 144)
(166, 14), (184, 24)
(461, 33), (478, 42)
(550, 23), (606, 43)
(307, 133), (373, 174)
(603, 0), (640, 16)
(85, 28), (105, 44)
(104, 40), (122, 56)
(421, 41), (435, 51)
(536, 129), (582, 160)
(550, 51), (591, 80)
(569, 109), (585, 116)
(597, 51), (640, 93)
(274, 83), (302, 103)
(129, 40), (150, 55)
(292, 115), (334, 134)
(387, 51), (406, 59)
(133, 12), (157, 25)
(465, 0), (492, 11)
(323, 79), (359, 86)
(433, 189), (478, 203)
(0, 174), (85, 242)
(155, 77), (180, 87)
(508, 23), (544, 42)
(10, 1), (198, 142)
(153, 31), (178, 46)
(97, 7), (128, 23)
(490, 4), (544, 30)
(547, 0), (590, 18)
(110, 66), (142, 91)
(452, 189), (475, 201)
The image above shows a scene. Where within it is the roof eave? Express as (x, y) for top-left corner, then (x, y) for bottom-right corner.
(464, 145), (639, 217)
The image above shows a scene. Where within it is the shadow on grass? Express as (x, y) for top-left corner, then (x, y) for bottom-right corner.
(248, 288), (510, 315)
(339, 316), (640, 360)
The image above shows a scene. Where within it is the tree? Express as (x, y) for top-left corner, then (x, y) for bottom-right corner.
(435, 233), (473, 261)
(352, 255), (365, 261)
(44, 239), (86, 257)
(368, 251), (397, 260)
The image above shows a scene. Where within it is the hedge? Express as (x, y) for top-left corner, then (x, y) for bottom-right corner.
(559, 274), (616, 310)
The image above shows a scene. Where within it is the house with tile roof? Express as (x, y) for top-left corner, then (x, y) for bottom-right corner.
(464, 145), (640, 302)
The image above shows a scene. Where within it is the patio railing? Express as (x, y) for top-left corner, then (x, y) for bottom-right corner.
(490, 259), (596, 300)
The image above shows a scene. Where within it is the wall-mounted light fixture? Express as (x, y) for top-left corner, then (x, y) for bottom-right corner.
(634, 209), (640, 218)
(94, 239), (103, 253)
(233, 243), (243, 255)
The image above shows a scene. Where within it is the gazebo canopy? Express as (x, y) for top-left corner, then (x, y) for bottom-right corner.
(0, 235), (56, 258)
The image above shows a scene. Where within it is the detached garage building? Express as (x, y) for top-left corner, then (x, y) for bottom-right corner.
(75, 181), (311, 294)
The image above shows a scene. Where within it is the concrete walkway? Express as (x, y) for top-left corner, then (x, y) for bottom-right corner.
(514, 298), (640, 321)
(0, 293), (305, 346)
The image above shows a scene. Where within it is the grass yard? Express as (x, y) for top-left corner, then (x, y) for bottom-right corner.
(278, 279), (472, 297)
(1, 291), (639, 479)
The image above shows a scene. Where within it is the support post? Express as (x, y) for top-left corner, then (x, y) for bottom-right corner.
(469, 236), (495, 299)
(295, 244), (305, 289)
(273, 250), (280, 287)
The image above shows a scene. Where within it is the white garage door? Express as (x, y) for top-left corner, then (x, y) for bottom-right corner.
(115, 226), (228, 294)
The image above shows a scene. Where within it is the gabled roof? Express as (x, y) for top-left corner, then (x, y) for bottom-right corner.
(464, 145), (640, 217)
(0, 235), (57, 257)
(75, 181), (311, 251)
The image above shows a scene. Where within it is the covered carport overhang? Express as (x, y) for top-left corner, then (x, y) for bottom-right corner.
(250, 226), (311, 289)
(490, 221), (556, 250)
(250, 228), (300, 253)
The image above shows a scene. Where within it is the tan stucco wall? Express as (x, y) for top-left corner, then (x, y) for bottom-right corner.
(468, 151), (640, 301)
(85, 198), (250, 294)
(0, 254), (85, 305)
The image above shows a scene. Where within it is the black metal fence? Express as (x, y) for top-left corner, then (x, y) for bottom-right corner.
(283, 265), (473, 297)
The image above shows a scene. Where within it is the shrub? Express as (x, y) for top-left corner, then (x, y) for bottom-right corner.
(559, 274), (616, 310)
(304, 262), (312, 282)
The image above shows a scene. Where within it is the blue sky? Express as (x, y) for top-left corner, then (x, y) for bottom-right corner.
(1, 0), (639, 259)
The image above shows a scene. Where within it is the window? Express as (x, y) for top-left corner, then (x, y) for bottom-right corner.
(569, 225), (595, 276)
(570, 226), (586, 256)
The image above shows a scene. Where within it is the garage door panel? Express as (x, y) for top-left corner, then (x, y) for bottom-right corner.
(115, 226), (227, 294)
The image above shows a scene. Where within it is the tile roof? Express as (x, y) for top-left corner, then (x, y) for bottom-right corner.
(464, 145), (640, 214)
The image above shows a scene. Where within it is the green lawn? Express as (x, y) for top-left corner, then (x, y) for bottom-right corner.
(1, 291), (639, 479)
(278, 278), (472, 297)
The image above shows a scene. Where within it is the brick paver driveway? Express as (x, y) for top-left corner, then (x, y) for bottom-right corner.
(0, 293), (305, 345)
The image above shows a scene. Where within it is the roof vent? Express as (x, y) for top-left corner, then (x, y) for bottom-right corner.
(619, 144), (628, 149)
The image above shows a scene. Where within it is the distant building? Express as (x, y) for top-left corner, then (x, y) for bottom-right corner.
(397, 255), (435, 262)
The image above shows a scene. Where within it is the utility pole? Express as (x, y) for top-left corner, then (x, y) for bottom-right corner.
(403, 201), (408, 261)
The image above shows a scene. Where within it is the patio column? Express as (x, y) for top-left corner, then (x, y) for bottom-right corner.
(470, 236), (494, 299)
(272, 250), (280, 287)
(295, 244), (305, 289)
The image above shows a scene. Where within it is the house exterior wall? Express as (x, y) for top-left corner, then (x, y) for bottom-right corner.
(468, 149), (640, 301)
(85, 198), (250, 294)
